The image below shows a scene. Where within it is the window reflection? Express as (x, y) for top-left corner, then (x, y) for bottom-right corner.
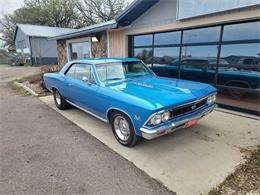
(154, 31), (181, 45)
(69, 42), (90, 60)
(217, 66), (260, 89)
(131, 21), (260, 114)
(217, 88), (260, 113)
(134, 48), (153, 65)
(181, 45), (218, 58)
(218, 43), (260, 89)
(223, 21), (260, 41)
(217, 43), (260, 112)
(151, 47), (180, 78)
(183, 26), (221, 43)
(220, 43), (260, 70)
(180, 45), (218, 84)
(134, 35), (153, 46)
(153, 47), (180, 64)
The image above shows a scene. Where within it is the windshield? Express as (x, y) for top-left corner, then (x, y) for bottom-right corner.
(95, 61), (154, 83)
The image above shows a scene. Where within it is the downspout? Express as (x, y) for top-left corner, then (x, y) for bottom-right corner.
(28, 36), (33, 66)
(106, 30), (110, 57)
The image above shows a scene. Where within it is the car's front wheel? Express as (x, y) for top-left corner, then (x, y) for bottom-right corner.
(110, 111), (141, 147)
(53, 89), (70, 110)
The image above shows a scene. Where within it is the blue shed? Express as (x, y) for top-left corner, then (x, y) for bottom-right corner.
(13, 24), (75, 65)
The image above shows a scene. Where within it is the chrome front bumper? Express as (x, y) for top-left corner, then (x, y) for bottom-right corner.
(140, 104), (217, 140)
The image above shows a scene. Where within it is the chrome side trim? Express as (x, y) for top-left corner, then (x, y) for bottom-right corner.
(66, 100), (108, 123)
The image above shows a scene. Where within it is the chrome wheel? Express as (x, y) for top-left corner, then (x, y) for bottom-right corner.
(55, 91), (61, 105)
(113, 116), (130, 141)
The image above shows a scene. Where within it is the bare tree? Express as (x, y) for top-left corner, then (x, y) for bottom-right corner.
(0, 0), (128, 49)
(76, 0), (127, 27)
(0, 0), (79, 49)
(24, 0), (79, 28)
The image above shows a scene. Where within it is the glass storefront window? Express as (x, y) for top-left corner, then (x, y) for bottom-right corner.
(181, 45), (218, 59)
(153, 47), (180, 64)
(69, 41), (90, 60)
(154, 31), (181, 45)
(222, 21), (260, 41)
(151, 47), (180, 78)
(217, 43), (260, 113)
(134, 48), (153, 65)
(134, 34), (153, 46)
(130, 21), (260, 114)
(180, 45), (218, 84)
(220, 43), (260, 67)
(218, 43), (260, 89)
(182, 26), (221, 44)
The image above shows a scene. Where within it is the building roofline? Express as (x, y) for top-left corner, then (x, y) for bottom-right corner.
(48, 20), (117, 40)
(13, 23), (76, 41)
(116, 0), (159, 27)
(48, 0), (160, 40)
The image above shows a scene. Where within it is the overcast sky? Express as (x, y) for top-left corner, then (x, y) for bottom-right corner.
(0, 0), (133, 48)
(0, 0), (134, 18)
(0, 0), (24, 17)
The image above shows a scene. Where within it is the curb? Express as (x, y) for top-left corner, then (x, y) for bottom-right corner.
(14, 81), (39, 96)
(215, 107), (259, 121)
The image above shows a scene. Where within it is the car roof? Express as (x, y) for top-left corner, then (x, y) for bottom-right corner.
(70, 58), (140, 65)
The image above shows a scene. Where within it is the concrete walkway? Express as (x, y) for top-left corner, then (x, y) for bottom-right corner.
(40, 95), (260, 195)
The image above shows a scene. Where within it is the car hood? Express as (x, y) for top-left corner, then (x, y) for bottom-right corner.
(107, 76), (216, 109)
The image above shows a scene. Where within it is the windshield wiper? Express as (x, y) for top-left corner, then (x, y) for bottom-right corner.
(131, 73), (149, 77)
(105, 77), (124, 81)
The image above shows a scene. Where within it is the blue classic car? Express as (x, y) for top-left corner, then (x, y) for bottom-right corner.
(44, 58), (217, 147)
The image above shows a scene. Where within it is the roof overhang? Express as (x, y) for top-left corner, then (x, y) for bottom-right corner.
(116, 0), (160, 27)
(48, 20), (117, 41)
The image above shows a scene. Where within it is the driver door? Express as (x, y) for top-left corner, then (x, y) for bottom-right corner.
(66, 63), (100, 114)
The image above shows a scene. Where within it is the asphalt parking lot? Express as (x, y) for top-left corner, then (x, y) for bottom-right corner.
(0, 66), (174, 195)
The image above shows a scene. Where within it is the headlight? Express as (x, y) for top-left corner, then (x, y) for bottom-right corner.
(150, 114), (162, 125)
(207, 94), (216, 104)
(149, 110), (171, 125)
(212, 94), (216, 102)
(207, 96), (213, 104)
(162, 111), (171, 122)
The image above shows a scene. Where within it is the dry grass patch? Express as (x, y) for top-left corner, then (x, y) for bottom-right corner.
(209, 145), (260, 195)
(12, 64), (62, 96)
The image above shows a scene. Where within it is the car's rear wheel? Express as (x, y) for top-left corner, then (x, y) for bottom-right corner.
(53, 89), (70, 110)
(110, 111), (140, 147)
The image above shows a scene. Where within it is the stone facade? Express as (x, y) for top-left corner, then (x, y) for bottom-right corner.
(57, 40), (67, 66)
(56, 31), (107, 66)
(91, 32), (107, 58)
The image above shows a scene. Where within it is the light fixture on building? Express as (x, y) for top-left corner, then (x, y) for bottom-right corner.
(91, 35), (100, 43)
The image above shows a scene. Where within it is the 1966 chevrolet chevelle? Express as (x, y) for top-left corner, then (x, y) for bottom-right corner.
(44, 58), (217, 147)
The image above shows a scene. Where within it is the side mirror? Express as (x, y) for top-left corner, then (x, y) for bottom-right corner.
(82, 76), (89, 82)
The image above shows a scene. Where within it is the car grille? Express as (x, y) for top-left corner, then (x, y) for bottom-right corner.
(170, 98), (207, 118)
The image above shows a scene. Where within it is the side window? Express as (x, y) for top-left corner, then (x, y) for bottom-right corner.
(74, 64), (96, 84)
(66, 64), (76, 77)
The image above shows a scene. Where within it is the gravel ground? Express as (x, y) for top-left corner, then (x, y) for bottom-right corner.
(0, 66), (175, 195)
